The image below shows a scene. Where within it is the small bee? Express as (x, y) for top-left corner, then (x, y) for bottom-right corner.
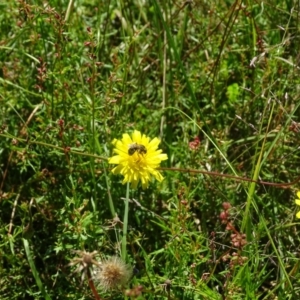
(128, 143), (147, 156)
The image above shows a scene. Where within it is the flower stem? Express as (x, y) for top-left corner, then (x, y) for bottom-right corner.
(122, 182), (130, 260)
(87, 268), (102, 300)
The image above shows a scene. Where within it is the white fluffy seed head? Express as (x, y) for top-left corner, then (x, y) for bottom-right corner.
(96, 256), (132, 291)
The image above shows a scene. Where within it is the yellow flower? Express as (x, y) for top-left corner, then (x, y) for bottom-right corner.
(295, 191), (300, 219)
(108, 130), (168, 189)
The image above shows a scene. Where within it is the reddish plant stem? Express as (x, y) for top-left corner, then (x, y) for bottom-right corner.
(87, 268), (102, 300)
(160, 167), (300, 188)
(2, 133), (299, 190)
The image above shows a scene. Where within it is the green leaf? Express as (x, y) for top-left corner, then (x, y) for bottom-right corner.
(226, 83), (240, 103)
(23, 238), (52, 300)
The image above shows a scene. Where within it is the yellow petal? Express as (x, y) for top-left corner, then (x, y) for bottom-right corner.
(141, 136), (149, 146)
(154, 172), (164, 182)
(148, 137), (160, 150)
(122, 133), (132, 145)
(111, 165), (123, 175)
(295, 199), (300, 206)
(296, 211), (300, 219)
(158, 153), (168, 160)
(109, 155), (121, 164)
(132, 130), (142, 142)
(297, 191), (300, 199)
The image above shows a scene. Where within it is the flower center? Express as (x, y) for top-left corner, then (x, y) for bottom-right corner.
(128, 152), (146, 168)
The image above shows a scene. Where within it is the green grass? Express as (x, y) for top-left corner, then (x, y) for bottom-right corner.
(1, 0), (300, 299)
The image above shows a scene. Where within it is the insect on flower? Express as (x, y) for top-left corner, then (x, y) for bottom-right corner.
(128, 143), (147, 156)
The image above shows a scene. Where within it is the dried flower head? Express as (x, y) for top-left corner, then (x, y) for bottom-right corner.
(69, 250), (100, 282)
(96, 256), (132, 291)
(108, 130), (168, 189)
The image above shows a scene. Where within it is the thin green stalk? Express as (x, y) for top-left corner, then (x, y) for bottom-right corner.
(23, 238), (51, 300)
(244, 0), (257, 55)
(103, 161), (116, 217)
(151, 0), (237, 179)
(248, 199), (293, 291)
(94, 137), (117, 227)
(64, 0), (74, 22)
(0, 133), (107, 160)
(122, 183), (130, 261)
(241, 102), (275, 235)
